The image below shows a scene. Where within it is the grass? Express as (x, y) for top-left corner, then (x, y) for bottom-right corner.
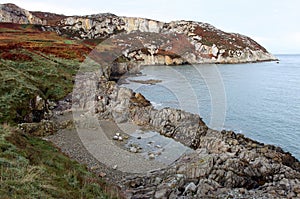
(0, 124), (121, 198)
(0, 23), (122, 198)
(0, 54), (79, 123)
(0, 23), (95, 123)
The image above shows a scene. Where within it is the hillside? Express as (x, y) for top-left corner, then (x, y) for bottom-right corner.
(3, 3), (299, 199)
(0, 22), (93, 123)
(0, 3), (278, 124)
(0, 21), (124, 198)
(1, 3), (276, 65)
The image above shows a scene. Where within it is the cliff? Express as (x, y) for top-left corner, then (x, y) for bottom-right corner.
(0, 3), (277, 64)
(1, 3), (299, 199)
(0, 3), (45, 24)
(56, 15), (276, 64)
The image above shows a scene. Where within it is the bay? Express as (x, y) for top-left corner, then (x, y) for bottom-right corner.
(122, 54), (300, 160)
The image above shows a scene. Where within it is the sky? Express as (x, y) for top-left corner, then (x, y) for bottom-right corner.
(1, 0), (300, 54)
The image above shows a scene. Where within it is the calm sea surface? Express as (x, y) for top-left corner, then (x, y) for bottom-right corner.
(122, 55), (300, 160)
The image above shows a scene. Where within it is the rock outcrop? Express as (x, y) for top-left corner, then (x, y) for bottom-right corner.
(3, 3), (296, 198)
(0, 3), (45, 25)
(71, 63), (300, 198)
(0, 3), (277, 64)
(55, 16), (276, 64)
(68, 35), (299, 197)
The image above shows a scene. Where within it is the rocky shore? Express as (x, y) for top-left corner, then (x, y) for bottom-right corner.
(18, 56), (300, 198)
(23, 66), (299, 198)
(2, 3), (298, 198)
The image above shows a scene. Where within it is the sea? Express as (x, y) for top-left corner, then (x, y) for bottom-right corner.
(121, 55), (300, 160)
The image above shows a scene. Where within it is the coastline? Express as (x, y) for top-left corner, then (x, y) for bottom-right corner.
(40, 62), (300, 198)
(1, 3), (298, 198)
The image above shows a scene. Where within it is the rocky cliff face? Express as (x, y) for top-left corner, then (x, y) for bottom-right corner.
(55, 16), (276, 64)
(0, 3), (45, 25)
(0, 3), (277, 64)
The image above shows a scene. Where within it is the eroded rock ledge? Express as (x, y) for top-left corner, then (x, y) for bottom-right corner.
(69, 66), (300, 198)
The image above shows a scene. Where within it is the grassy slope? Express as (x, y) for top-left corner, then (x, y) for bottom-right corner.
(0, 124), (120, 198)
(0, 23), (121, 198)
(0, 23), (93, 123)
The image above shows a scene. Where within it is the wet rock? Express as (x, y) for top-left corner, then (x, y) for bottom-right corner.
(131, 92), (151, 107)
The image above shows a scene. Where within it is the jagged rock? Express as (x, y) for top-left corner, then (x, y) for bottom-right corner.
(91, 76), (300, 198)
(0, 3), (45, 24)
(184, 182), (197, 193)
(4, 3), (296, 199)
(18, 120), (58, 136)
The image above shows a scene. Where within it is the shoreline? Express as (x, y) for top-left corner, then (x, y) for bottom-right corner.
(17, 59), (300, 198)
(120, 61), (300, 161)
(43, 65), (300, 197)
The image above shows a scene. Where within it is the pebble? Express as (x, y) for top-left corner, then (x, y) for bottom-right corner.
(113, 136), (119, 140)
(116, 133), (120, 136)
(130, 147), (138, 153)
(98, 172), (107, 178)
(118, 136), (123, 141)
(112, 165), (118, 170)
(149, 154), (155, 159)
(155, 145), (162, 148)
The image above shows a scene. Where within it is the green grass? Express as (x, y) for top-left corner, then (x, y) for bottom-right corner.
(0, 23), (122, 198)
(64, 40), (74, 45)
(0, 124), (120, 198)
(0, 50), (80, 123)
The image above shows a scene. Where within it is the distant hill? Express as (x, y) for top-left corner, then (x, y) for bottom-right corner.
(0, 3), (277, 65)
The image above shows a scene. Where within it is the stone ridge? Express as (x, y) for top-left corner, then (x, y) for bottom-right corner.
(30, 11), (68, 26)
(71, 58), (300, 198)
(55, 16), (277, 64)
(0, 3), (45, 25)
(0, 3), (277, 64)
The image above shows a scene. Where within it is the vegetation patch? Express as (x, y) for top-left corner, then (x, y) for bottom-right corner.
(0, 23), (95, 123)
(0, 124), (120, 198)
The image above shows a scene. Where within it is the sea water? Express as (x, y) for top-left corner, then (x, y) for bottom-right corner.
(122, 55), (300, 160)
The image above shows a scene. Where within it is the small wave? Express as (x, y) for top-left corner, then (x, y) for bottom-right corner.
(151, 101), (163, 109)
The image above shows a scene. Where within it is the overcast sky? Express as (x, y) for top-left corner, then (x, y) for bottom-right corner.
(1, 0), (300, 54)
